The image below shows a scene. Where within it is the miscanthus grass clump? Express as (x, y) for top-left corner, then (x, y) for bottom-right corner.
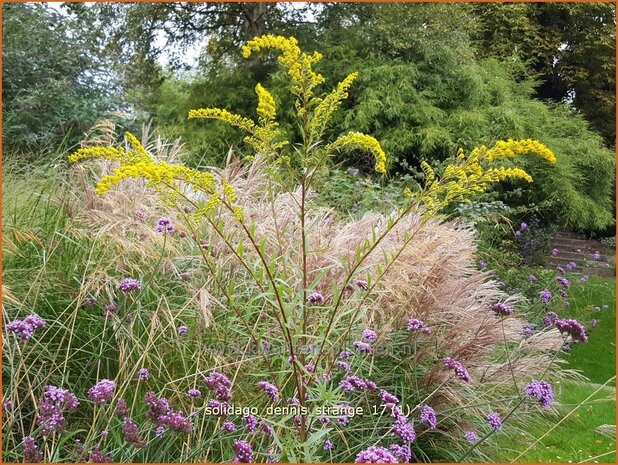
(2, 35), (575, 463)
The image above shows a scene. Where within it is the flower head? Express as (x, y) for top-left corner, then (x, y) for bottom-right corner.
(353, 340), (372, 353)
(118, 278), (141, 293)
(155, 217), (174, 233)
(233, 439), (253, 463)
(551, 248), (559, 256)
(355, 446), (398, 463)
(539, 289), (552, 305)
(307, 291), (325, 304)
(187, 388), (201, 398)
(138, 368), (149, 381)
(6, 314), (45, 341)
(88, 380), (116, 405)
(392, 415), (416, 442)
(525, 380), (554, 409)
(122, 418), (146, 448)
(258, 381), (280, 403)
(22, 436), (44, 462)
(177, 325), (188, 335)
(324, 439), (335, 451)
(554, 318), (588, 342)
(486, 412), (502, 430)
(223, 421), (236, 432)
(444, 357), (471, 383)
(362, 329), (378, 343)
(464, 431), (479, 443)
(419, 405), (437, 429)
(491, 303), (514, 316)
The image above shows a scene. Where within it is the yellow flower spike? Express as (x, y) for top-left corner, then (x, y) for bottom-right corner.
(188, 108), (256, 134)
(255, 83), (276, 121)
(124, 132), (152, 163)
(485, 139), (556, 164)
(222, 179), (237, 203)
(326, 131), (387, 174)
(308, 72), (359, 141)
(68, 146), (127, 164)
(234, 206), (245, 222)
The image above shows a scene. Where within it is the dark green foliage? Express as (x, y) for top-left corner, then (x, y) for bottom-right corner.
(2, 3), (119, 157)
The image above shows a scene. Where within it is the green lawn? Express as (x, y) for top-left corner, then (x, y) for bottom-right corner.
(494, 275), (616, 463)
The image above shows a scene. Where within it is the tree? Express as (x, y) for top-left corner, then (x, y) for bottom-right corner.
(2, 3), (120, 156)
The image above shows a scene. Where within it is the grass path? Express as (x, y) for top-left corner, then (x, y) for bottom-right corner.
(494, 275), (616, 463)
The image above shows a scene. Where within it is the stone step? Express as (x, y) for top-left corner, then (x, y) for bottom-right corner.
(548, 251), (608, 262)
(551, 238), (606, 249)
(544, 263), (615, 277)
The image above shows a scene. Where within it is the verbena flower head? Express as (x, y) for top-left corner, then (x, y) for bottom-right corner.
(155, 217), (174, 233)
(307, 291), (325, 304)
(566, 261), (577, 271)
(556, 266), (565, 274)
(116, 399), (129, 418)
(341, 375), (376, 393)
(88, 380), (116, 405)
(556, 276), (570, 288)
(223, 421), (236, 432)
(258, 381), (280, 403)
(525, 380), (554, 409)
(356, 279), (369, 290)
(355, 446), (398, 463)
(22, 436), (44, 462)
(324, 439), (335, 451)
(520, 222), (528, 230)
(578, 275), (589, 283)
(204, 371), (233, 401)
(464, 431), (479, 443)
(118, 278), (141, 293)
(528, 274), (538, 282)
(90, 445), (112, 463)
(187, 388), (201, 398)
(491, 303), (514, 316)
(336, 360), (351, 372)
(177, 325), (188, 335)
(392, 415), (416, 442)
(479, 260), (487, 270)
(6, 314), (45, 341)
(552, 248), (559, 256)
(379, 389), (399, 405)
(243, 414), (258, 432)
(444, 357), (471, 383)
(389, 444), (411, 463)
(145, 392), (171, 423)
(155, 426), (166, 438)
(233, 439), (253, 463)
(486, 412), (502, 430)
(593, 251), (601, 260)
(84, 295), (97, 307)
(122, 418), (146, 448)
(260, 421), (275, 437)
(103, 302), (118, 317)
(159, 409), (193, 433)
(407, 318), (428, 332)
(554, 318), (588, 342)
(138, 368), (149, 381)
(37, 385), (79, 435)
(353, 340), (372, 353)
(419, 405), (437, 429)
(522, 325), (534, 337)
(539, 289), (552, 305)
(362, 329), (378, 343)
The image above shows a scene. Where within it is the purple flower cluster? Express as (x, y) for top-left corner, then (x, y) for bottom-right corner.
(90, 445), (112, 463)
(155, 217), (174, 233)
(419, 405), (437, 429)
(223, 421), (236, 432)
(407, 318), (431, 334)
(539, 289), (552, 305)
(347, 167), (360, 175)
(556, 276), (570, 289)
(22, 436), (44, 462)
(123, 418), (146, 448)
(138, 368), (149, 381)
(566, 261), (577, 271)
(118, 278), (141, 293)
(260, 421), (274, 437)
(244, 414), (258, 432)
(444, 357), (471, 383)
(464, 431), (479, 443)
(178, 325), (188, 335)
(6, 314), (45, 341)
(578, 275), (589, 283)
(528, 274), (538, 283)
(491, 303), (514, 316)
(479, 260), (487, 270)
(341, 375), (376, 393)
(324, 439), (335, 451)
(103, 302), (118, 318)
(543, 311), (558, 327)
(389, 444), (411, 462)
(84, 295), (97, 307)
(88, 380), (116, 405)
(355, 446), (398, 463)
(356, 279), (369, 290)
(593, 251), (601, 261)
(525, 380), (554, 409)
(392, 415), (416, 442)
(486, 412), (502, 430)
(36, 385), (80, 435)
(307, 291), (325, 304)
(379, 389), (399, 405)
(362, 329), (378, 343)
(353, 340), (372, 354)
(554, 318), (588, 342)
(522, 325), (534, 337)
(551, 248), (559, 256)
(145, 392), (192, 433)
(233, 439), (254, 463)
(336, 360), (351, 372)
(187, 388), (201, 398)
(258, 381), (280, 404)
(204, 371), (233, 402)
